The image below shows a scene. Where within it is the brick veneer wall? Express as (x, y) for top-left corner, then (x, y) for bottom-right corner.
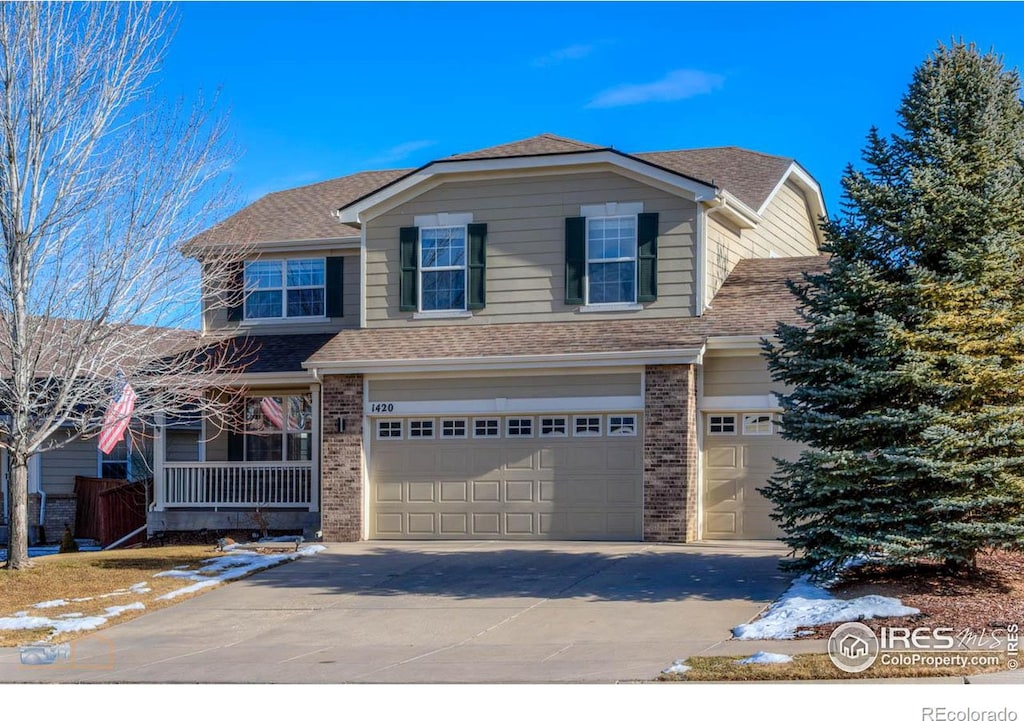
(26, 493), (77, 543)
(320, 374), (364, 541)
(643, 364), (699, 542)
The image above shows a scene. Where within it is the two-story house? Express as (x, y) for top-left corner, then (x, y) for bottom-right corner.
(143, 133), (828, 544)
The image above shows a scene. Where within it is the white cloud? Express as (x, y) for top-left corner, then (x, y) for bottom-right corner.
(369, 139), (437, 165)
(532, 44), (593, 67)
(586, 69), (724, 109)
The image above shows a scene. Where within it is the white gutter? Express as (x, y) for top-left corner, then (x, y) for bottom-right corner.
(104, 524), (147, 551)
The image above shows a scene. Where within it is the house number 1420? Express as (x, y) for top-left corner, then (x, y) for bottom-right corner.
(371, 403), (395, 413)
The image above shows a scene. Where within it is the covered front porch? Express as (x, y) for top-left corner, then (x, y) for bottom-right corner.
(147, 382), (322, 538)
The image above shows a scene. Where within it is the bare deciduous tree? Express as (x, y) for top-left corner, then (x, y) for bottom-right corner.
(0, 2), (247, 569)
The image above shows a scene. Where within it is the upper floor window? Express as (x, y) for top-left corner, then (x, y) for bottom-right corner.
(420, 226), (466, 311)
(245, 259), (325, 320)
(587, 215), (637, 304)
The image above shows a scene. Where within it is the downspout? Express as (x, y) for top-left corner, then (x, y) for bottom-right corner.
(30, 454), (45, 534)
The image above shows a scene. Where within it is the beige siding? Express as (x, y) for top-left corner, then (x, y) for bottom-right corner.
(705, 179), (819, 306)
(746, 180), (819, 260)
(166, 429), (200, 462)
(203, 248), (360, 335)
(40, 438), (97, 495)
(369, 372), (641, 403)
(364, 171), (698, 326)
(702, 353), (786, 398)
(706, 215), (746, 301)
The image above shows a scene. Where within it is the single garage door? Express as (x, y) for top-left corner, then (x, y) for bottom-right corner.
(369, 413), (642, 540)
(702, 412), (803, 540)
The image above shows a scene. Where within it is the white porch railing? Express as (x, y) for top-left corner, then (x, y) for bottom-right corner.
(160, 462), (314, 510)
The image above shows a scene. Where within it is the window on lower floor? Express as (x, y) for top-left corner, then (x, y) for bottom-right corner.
(573, 416), (602, 437)
(608, 415), (637, 436)
(376, 420), (403, 440)
(473, 418), (500, 438)
(707, 414), (737, 435)
(742, 413), (774, 435)
(99, 438), (130, 479)
(540, 417), (567, 437)
(409, 419), (435, 438)
(506, 417), (533, 437)
(243, 394), (313, 460)
(441, 418), (467, 438)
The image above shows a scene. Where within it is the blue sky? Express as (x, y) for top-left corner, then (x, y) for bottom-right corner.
(163, 2), (1024, 215)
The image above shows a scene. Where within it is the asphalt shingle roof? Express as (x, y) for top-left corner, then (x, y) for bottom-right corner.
(189, 135), (804, 251)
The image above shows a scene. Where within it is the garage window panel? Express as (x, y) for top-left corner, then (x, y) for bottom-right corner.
(608, 415), (637, 436)
(473, 418), (500, 438)
(377, 420), (403, 439)
(573, 415), (602, 437)
(742, 413), (774, 435)
(540, 417), (568, 437)
(708, 414), (737, 435)
(409, 419), (435, 438)
(506, 417), (534, 437)
(441, 418), (467, 438)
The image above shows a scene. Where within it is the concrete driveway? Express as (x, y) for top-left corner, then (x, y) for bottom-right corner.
(2, 540), (791, 683)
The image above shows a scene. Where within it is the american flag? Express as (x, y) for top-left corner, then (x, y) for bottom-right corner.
(98, 370), (138, 454)
(260, 396), (286, 430)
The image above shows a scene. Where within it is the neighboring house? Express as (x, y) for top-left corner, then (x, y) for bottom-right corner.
(143, 133), (828, 543)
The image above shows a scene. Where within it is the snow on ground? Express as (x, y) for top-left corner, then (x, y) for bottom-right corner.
(0, 602), (145, 636)
(663, 660), (691, 674)
(732, 575), (919, 640)
(154, 545), (326, 600)
(32, 599), (68, 609)
(735, 652), (793, 665)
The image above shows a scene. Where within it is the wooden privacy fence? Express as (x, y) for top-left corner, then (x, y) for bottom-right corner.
(74, 476), (149, 547)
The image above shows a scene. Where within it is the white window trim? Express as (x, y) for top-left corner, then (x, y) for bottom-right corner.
(505, 417), (534, 438)
(707, 414), (738, 436)
(409, 418), (435, 439)
(376, 419), (404, 440)
(98, 436), (133, 480)
(440, 417), (468, 439)
(472, 417), (501, 439)
(572, 415), (603, 437)
(607, 414), (638, 437)
(242, 393), (315, 461)
(418, 225), (468, 313)
(244, 258), (327, 322)
(583, 213), (639, 307)
(539, 416), (568, 437)
(742, 413), (775, 436)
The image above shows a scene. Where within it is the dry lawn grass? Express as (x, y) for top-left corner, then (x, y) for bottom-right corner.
(0, 546), (222, 647)
(660, 653), (995, 682)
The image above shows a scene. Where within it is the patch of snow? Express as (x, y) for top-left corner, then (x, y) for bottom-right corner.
(732, 575), (919, 640)
(71, 597), (94, 602)
(58, 613), (84, 618)
(154, 545), (326, 601)
(735, 652), (793, 665)
(32, 599), (68, 609)
(663, 660), (691, 674)
(129, 582), (150, 593)
(0, 544), (101, 563)
(98, 590), (131, 598)
(0, 602), (145, 635)
(172, 564), (189, 569)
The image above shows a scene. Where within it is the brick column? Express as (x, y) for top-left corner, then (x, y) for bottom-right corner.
(643, 364), (699, 542)
(320, 374), (364, 541)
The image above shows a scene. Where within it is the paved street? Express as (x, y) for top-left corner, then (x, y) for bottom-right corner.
(1, 540), (791, 683)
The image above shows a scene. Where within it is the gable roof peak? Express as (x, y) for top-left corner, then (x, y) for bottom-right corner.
(447, 133), (608, 161)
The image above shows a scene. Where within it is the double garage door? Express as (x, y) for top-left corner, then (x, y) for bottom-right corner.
(702, 412), (804, 540)
(368, 413), (643, 540)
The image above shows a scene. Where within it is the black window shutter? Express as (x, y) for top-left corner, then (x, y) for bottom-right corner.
(637, 212), (659, 303)
(564, 217), (586, 305)
(325, 256), (344, 317)
(227, 431), (244, 462)
(226, 262), (245, 322)
(467, 223), (487, 309)
(399, 226), (418, 312)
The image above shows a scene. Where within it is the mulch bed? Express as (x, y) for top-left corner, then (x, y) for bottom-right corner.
(803, 549), (1024, 639)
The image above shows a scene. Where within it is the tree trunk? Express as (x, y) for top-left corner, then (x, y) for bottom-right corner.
(6, 459), (29, 569)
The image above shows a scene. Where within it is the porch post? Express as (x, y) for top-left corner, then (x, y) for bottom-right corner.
(153, 412), (166, 511)
(310, 383), (320, 513)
